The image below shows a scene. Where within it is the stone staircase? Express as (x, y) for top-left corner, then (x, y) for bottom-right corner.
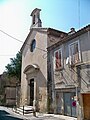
(13, 106), (34, 115)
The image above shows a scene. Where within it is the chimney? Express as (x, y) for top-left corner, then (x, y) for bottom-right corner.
(68, 28), (76, 35)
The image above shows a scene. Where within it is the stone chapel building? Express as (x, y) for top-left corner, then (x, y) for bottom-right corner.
(20, 8), (67, 112)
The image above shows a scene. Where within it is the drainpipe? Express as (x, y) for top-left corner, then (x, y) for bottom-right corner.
(75, 84), (79, 119)
(52, 55), (56, 113)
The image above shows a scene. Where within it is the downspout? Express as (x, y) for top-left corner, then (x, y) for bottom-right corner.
(51, 54), (56, 113)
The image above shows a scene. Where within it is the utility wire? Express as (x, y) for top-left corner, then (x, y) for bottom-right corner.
(78, 0), (80, 29)
(0, 29), (47, 53)
(0, 30), (23, 43)
(0, 55), (15, 56)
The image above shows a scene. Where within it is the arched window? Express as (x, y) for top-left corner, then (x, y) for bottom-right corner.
(33, 15), (35, 24)
(30, 39), (36, 52)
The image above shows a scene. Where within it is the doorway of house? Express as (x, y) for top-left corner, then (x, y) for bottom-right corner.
(82, 93), (90, 119)
(64, 92), (76, 117)
(30, 79), (34, 106)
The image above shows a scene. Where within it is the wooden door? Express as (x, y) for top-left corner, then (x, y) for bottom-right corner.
(30, 79), (34, 106)
(64, 92), (76, 117)
(83, 94), (90, 119)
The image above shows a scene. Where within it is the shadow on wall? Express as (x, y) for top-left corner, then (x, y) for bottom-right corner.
(36, 70), (47, 112)
(37, 70), (47, 87)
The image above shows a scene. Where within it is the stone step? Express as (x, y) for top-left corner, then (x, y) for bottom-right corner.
(13, 106), (34, 115)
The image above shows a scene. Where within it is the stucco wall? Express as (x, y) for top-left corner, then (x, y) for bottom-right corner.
(48, 31), (90, 115)
(49, 32), (90, 91)
(21, 29), (48, 112)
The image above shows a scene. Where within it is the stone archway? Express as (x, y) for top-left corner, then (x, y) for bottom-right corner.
(24, 64), (39, 109)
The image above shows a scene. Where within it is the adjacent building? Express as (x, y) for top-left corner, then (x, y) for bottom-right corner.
(47, 25), (90, 119)
(0, 74), (18, 106)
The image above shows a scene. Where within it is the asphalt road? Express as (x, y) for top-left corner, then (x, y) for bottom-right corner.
(0, 110), (23, 120)
(0, 106), (73, 120)
(0, 109), (64, 120)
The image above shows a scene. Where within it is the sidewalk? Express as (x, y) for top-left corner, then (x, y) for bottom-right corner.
(10, 107), (77, 120)
(24, 112), (77, 120)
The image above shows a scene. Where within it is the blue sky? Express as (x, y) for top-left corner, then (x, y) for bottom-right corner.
(0, 0), (90, 74)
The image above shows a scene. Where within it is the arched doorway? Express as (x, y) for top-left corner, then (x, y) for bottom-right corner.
(29, 79), (34, 106)
(24, 64), (39, 108)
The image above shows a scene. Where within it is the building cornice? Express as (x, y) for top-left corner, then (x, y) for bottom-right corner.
(47, 24), (90, 51)
(20, 27), (67, 52)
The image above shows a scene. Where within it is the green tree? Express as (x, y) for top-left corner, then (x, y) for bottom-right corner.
(5, 51), (22, 82)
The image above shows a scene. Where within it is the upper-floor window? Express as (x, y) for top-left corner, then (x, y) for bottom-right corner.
(54, 49), (62, 70)
(69, 40), (81, 65)
(30, 39), (36, 52)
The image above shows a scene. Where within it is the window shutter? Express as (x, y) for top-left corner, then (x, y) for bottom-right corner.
(69, 41), (81, 65)
(54, 49), (62, 70)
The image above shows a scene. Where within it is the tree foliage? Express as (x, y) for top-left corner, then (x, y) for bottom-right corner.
(5, 51), (22, 81)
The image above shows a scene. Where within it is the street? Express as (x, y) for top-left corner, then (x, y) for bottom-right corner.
(0, 110), (23, 120)
(0, 109), (63, 120)
(0, 106), (76, 120)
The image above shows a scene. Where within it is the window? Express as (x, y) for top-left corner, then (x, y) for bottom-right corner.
(69, 41), (81, 65)
(54, 49), (62, 70)
(30, 39), (36, 52)
(33, 15), (35, 24)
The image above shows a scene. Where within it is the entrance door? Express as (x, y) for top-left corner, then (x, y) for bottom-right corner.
(30, 79), (34, 106)
(56, 92), (62, 114)
(64, 93), (71, 116)
(64, 92), (76, 117)
(83, 94), (90, 119)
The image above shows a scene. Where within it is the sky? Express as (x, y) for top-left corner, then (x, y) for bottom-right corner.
(0, 0), (90, 74)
